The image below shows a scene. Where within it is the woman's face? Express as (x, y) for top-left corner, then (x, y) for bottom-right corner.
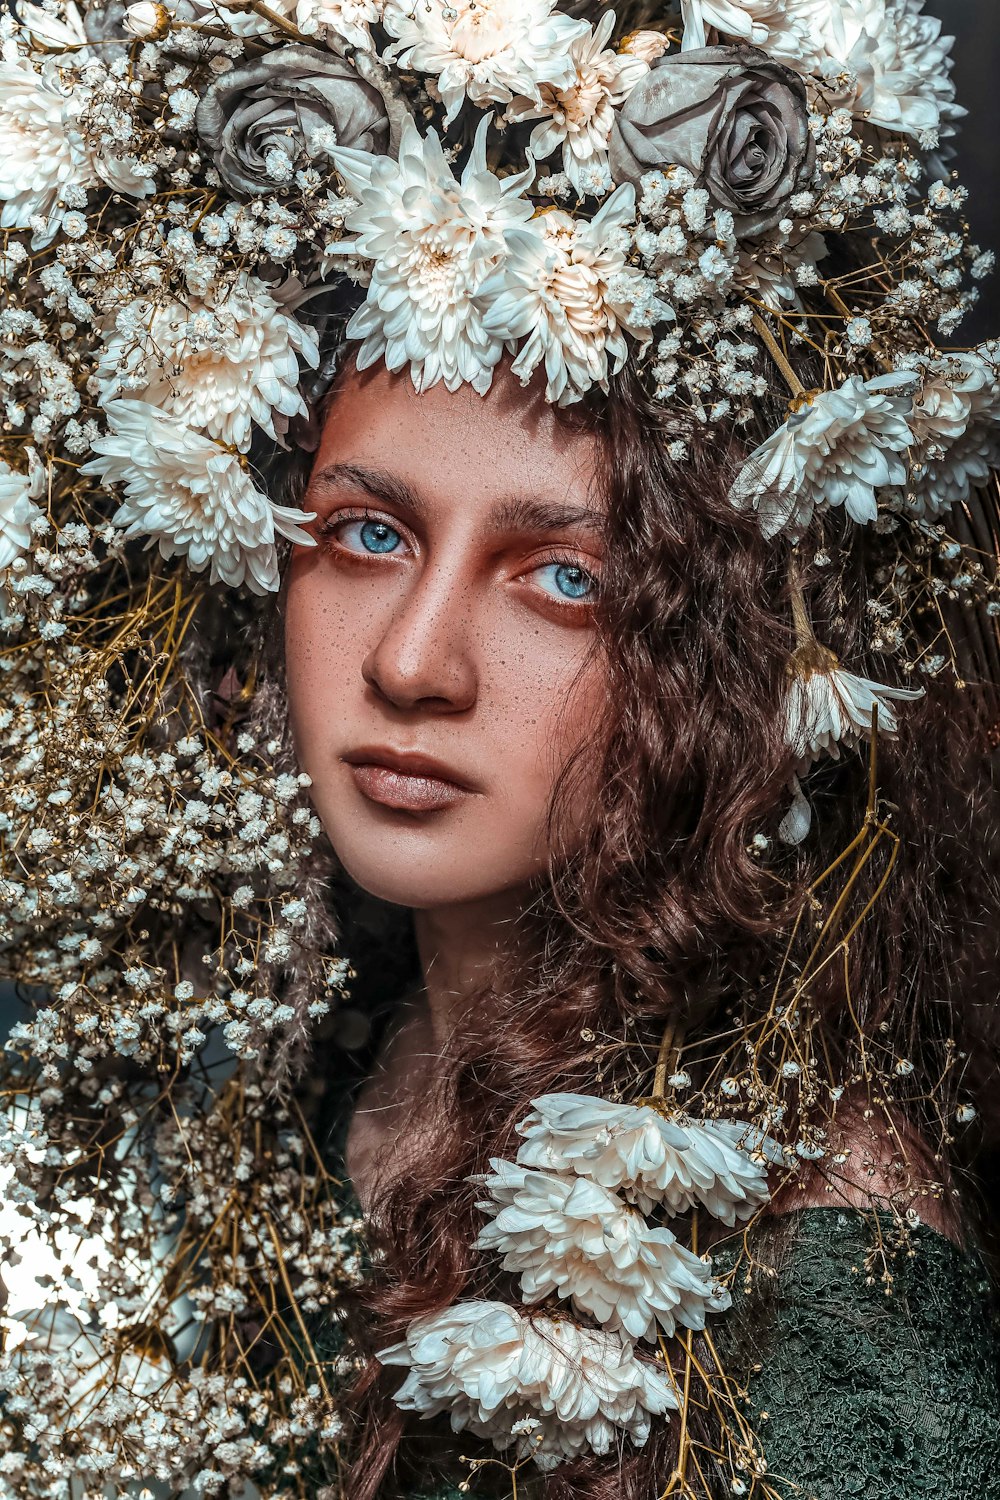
(284, 360), (608, 911)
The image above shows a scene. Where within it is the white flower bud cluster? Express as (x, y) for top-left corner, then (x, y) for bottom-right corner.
(0, 1065), (363, 1492)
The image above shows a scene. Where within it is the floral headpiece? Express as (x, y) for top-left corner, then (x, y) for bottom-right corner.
(2, 0), (999, 841)
(0, 1), (997, 1492)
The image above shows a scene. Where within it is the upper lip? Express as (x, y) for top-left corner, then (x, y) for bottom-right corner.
(342, 746), (479, 791)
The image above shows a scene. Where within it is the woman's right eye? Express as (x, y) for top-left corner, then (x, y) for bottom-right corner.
(328, 516), (405, 556)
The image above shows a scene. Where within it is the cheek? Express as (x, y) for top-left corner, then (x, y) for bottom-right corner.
(476, 620), (606, 842)
(283, 559), (358, 768)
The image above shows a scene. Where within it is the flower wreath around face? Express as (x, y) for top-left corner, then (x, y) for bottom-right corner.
(1, 0), (998, 1479)
(3, 0), (997, 847)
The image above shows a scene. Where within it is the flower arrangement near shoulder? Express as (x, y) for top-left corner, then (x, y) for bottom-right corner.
(380, 1091), (780, 1469)
(0, 0), (998, 1494)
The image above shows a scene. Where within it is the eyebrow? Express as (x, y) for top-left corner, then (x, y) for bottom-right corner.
(309, 461), (605, 538)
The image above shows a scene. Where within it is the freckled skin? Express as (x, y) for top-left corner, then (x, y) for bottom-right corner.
(284, 360), (608, 911)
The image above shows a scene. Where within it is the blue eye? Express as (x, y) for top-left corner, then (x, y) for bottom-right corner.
(537, 562), (596, 601)
(358, 519), (401, 554)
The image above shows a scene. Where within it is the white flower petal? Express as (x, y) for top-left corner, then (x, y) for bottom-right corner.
(80, 400), (315, 594)
(380, 1299), (677, 1469)
(730, 372), (915, 539)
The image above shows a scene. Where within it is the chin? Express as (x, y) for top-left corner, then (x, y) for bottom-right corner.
(322, 812), (538, 911)
(334, 847), (521, 910)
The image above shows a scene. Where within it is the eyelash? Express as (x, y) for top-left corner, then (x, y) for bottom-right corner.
(316, 508), (599, 604)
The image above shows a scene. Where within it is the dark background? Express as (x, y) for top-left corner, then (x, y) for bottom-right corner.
(928, 0), (1000, 337)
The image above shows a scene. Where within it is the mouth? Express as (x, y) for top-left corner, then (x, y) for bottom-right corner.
(342, 747), (478, 814)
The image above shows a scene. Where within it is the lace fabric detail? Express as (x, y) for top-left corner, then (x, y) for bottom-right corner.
(711, 1208), (1000, 1500)
(313, 1084), (1000, 1499)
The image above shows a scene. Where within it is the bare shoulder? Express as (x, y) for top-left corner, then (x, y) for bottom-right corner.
(768, 1107), (963, 1242)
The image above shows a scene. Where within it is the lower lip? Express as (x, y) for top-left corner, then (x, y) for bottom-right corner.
(348, 763), (468, 813)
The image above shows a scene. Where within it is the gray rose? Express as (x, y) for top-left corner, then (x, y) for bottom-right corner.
(196, 45), (395, 198)
(609, 46), (813, 237)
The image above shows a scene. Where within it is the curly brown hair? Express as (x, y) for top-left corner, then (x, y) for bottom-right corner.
(274, 352), (1000, 1500)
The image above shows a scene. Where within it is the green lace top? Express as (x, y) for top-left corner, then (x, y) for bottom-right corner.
(310, 1063), (1000, 1500)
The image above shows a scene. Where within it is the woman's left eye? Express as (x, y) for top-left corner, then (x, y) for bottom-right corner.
(533, 561), (598, 602)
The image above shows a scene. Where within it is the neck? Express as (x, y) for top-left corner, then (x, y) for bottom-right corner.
(412, 886), (531, 1047)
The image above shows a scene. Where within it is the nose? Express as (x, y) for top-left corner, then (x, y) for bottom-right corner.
(361, 564), (478, 715)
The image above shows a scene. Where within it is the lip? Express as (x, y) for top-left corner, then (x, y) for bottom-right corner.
(342, 746), (479, 813)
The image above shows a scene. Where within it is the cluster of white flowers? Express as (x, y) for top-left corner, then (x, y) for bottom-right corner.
(1, 0), (999, 1486)
(0, 0), (992, 599)
(379, 1091), (776, 1467)
(682, 0), (960, 145)
(0, 1078), (363, 1493)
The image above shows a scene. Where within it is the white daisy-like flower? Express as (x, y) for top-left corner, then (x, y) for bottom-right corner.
(779, 644), (923, 843)
(729, 371), (915, 539)
(504, 11), (650, 197)
(10, 1303), (178, 1424)
(515, 1093), (777, 1223)
(96, 275), (320, 453)
(0, 57), (154, 248)
(80, 401), (316, 595)
(484, 188), (669, 404)
(379, 1300), (678, 1471)
(805, 0), (960, 143)
(329, 117), (535, 395)
(680, 0), (817, 65)
(903, 346), (1000, 517)
(382, 0), (586, 128)
(475, 1162), (729, 1342)
(15, 0), (88, 51)
(785, 643), (923, 770)
(0, 58), (96, 247)
(0, 448), (46, 573)
(295, 0), (381, 51)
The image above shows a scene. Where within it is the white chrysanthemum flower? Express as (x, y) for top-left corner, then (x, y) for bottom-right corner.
(96, 275), (319, 453)
(382, 0), (586, 127)
(379, 1300), (678, 1471)
(779, 645), (923, 843)
(0, 448), (46, 573)
(515, 1093), (776, 1223)
(903, 346), (1000, 516)
(785, 644), (923, 769)
(0, 58), (95, 247)
(475, 1162), (729, 1342)
(680, 0), (817, 64)
(504, 11), (649, 197)
(0, 57), (153, 247)
(729, 371), (915, 539)
(295, 0), (381, 50)
(15, 0), (88, 50)
(484, 189), (669, 404)
(80, 401), (315, 594)
(10, 1304), (178, 1423)
(806, 0), (959, 142)
(329, 117), (534, 395)
(736, 230), (828, 310)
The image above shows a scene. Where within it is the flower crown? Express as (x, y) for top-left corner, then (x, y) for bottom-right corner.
(0, 0), (998, 840)
(0, 5), (996, 1488)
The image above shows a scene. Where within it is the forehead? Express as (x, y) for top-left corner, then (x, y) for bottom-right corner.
(309, 359), (603, 515)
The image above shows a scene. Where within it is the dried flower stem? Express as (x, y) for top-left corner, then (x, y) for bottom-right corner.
(751, 312), (806, 397)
